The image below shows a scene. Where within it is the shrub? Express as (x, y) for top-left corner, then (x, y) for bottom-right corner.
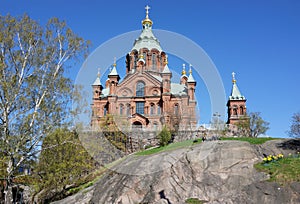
(158, 126), (171, 146)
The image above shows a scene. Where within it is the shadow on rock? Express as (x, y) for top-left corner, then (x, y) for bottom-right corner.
(277, 139), (300, 151)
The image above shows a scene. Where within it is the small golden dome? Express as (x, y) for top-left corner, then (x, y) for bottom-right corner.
(142, 5), (153, 26)
(139, 53), (144, 59)
(164, 55), (168, 65)
(142, 18), (153, 26)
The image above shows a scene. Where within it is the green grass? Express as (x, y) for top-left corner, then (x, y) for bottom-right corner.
(135, 139), (202, 156)
(221, 137), (278, 144)
(255, 154), (300, 185)
(66, 167), (107, 195)
(185, 198), (207, 204)
(135, 137), (277, 156)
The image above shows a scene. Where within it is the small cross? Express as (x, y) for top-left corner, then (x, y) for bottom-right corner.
(232, 72), (236, 80)
(97, 68), (100, 77)
(145, 5), (150, 18)
(113, 57), (117, 67)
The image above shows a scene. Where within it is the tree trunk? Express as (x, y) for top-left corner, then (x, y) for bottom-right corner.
(4, 184), (13, 204)
(4, 159), (14, 204)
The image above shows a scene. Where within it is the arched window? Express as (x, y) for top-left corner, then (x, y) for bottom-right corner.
(119, 104), (124, 115)
(104, 107), (107, 116)
(136, 102), (145, 115)
(157, 104), (161, 115)
(233, 106), (238, 116)
(150, 103), (155, 115)
(240, 106), (244, 115)
(152, 53), (156, 69)
(134, 53), (138, 69)
(174, 104), (179, 115)
(126, 104), (131, 116)
(136, 81), (145, 97)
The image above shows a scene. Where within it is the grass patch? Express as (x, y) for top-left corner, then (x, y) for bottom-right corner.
(185, 197), (207, 204)
(255, 153), (300, 185)
(135, 139), (201, 156)
(66, 167), (107, 195)
(221, 137), (278, 144)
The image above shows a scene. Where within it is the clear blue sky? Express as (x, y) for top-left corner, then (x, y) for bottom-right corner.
(1, 0), (300, 138)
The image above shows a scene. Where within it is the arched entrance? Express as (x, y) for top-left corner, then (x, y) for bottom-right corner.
(131, 121), (143, 150)
(132, 121), (143, 130)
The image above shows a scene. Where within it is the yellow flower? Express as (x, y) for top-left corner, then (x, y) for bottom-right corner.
(277, 153), (284, 158)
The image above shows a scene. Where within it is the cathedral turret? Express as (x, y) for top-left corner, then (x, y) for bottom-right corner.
(132, 5), (161, 52)
(137, 53), (145, 72)
(227, 72), (247, 124)
(108, 58), (120, 95)
(187, 64), (196, 101)
(180, 64), (188, 85)
(92, 69), (103, 98)
(161, 55), (172, 93)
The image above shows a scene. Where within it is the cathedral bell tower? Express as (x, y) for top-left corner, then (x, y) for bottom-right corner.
(187, 64), (196, 101)
(227, 72), (247, 125)
(92, 69), (103, 98)
(108, 58), (120, 95)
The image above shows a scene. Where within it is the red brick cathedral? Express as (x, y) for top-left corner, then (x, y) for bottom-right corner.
(91, 6), (198, 131)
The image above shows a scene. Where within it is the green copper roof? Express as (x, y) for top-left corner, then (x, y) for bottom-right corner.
(92, 77), (101, 86)
(162, 64), (171, 74)
(108, 66), (119, 76)
(187, 73), (196, 83)
(229, 81), (245, 100)
(132, 6), (162, 52)
(171, 83), (187, 95)
(229, 72), (246, 100)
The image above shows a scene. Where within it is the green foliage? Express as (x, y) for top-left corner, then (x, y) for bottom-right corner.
(99, 114), (127, 152)
(0, 13), (89, 200)
(235, 116), (251, 136)
(221, 137), (277, 144)
(157, 126), (172, 147)
(288, 112), (300, 138)
(255, 153), (300, 185)
(34, 128), (95, 202)
(236, 112), (269, 137)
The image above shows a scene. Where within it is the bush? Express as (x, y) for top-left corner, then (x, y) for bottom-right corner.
(158, 126), (171, 146)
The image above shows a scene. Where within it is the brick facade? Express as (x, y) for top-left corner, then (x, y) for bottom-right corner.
(91, 8), (198, 132)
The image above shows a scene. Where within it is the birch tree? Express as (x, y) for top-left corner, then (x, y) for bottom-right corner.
(288, 112), (300, 138)
(0, 14), (89, 203)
